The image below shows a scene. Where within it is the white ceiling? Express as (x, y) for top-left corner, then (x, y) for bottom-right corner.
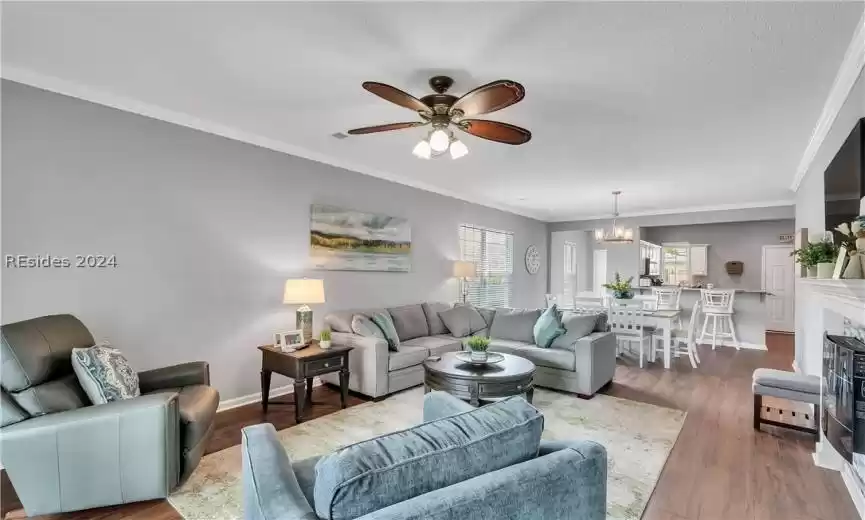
(3, 2), (862, 221)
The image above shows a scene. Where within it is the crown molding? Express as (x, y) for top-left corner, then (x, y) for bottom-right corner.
(1, 66), (548, 222)
(791, 9), (865, 192)
(548, 199), (795, 223)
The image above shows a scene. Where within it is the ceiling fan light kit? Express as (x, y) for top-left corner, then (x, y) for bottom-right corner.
(595, 191), (635, 244)
(347, 75), (531, 160)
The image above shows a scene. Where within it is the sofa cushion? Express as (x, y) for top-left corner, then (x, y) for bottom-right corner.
(387, 304), (430, 341)
(371, 312), (401, 351)
(0, 391), (28, 426)
(313, 396), (544, 520)
(422, 302), (452, 335)
(325, 308), (387, 333)
(71, 343), (140, 405)
(533, 305), (566, 348)
(350, 315), (385, 340)
(403, 336), (462, 357)
(490, 308), (542, 343)
(515, 345), (576, 371)
(487, 338), (535, 355)
(1, 314), (95, 392)
(388, 345), (429, 371)
(7, 374), (89, 417)
(552, 312), (598, 349)
(439, 306), (486, 338)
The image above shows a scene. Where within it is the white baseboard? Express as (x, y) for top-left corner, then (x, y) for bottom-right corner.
(696, 340), (767, 351)
(217, 378), (323, 412)
(842, 464), (865, 520)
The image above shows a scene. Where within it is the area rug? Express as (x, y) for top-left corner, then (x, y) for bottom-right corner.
(168, 388), (686, 520)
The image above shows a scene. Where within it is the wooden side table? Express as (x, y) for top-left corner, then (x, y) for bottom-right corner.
(258, 341), (353, 423)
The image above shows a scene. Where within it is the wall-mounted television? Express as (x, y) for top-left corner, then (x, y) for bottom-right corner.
(825, 117), (864, 240)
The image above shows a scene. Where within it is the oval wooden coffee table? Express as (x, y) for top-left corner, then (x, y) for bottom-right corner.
(423, 351), (536, 406)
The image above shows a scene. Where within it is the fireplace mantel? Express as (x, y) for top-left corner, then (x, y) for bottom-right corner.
(799, 278), (865, 518)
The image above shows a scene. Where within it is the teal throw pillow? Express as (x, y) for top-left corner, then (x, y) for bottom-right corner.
(371, 311), (400, 351)
(533, 305), (566, 348)
(351, 315), (385, 340)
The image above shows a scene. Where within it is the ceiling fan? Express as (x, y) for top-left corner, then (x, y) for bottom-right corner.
(347, 75), (531, 160)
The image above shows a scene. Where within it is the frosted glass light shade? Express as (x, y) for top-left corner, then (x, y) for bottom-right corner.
(283, 279), (325, 304)
(429, 129), (450, 152)
(412, 140), (431, 159)
(450, 139), (469, 159)
(594, 229), (604, 241)
(453, 260), (476, 279)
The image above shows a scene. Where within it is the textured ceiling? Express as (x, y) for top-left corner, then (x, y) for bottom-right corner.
(2, 2), (862, 221)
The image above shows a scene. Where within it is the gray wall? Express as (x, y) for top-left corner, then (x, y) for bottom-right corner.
(641, 219), (794, 290)
(1, 81), (549, 401)
(795, 66), (865, 374)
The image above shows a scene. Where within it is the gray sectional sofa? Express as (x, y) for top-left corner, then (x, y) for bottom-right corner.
(322, 302), (616, 400)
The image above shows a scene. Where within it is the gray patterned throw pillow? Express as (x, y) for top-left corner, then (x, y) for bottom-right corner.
(71, 343), (140, 405)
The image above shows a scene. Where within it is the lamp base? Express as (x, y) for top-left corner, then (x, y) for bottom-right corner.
(296, 305), (313, 343)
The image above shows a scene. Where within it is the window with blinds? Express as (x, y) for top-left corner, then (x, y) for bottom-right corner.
(563, 241), (578, 304)
(459, 224), (514, 308)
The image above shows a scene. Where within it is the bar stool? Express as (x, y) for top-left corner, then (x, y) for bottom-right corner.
(699, 289), (739, 350)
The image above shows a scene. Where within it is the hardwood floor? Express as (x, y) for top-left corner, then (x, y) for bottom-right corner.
(3, 333), (858, 519)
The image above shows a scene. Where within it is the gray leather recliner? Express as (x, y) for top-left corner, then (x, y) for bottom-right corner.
(0, 314), (220, 516)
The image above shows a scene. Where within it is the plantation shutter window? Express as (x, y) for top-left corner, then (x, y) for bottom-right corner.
(459, 224), (513, 308)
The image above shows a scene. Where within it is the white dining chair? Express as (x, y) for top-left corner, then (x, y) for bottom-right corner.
(699, 289), (739, 350)
(652, 300), (701, 368)
(652, 287), (683, 327)
(608, 301), (653, 368)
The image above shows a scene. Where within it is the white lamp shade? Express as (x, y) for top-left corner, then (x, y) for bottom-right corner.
(453, 261), (477, 278)
(450, 139), (469, 159)
(412, 140), (431, 159)
(283, 279), (326, 304)
(429, 129), (450, 152)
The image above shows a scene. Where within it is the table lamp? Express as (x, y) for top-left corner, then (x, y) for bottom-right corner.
(452, 261), (476, 303)
(283, 279), (326, 343)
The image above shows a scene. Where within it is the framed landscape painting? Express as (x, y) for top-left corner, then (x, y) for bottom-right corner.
(310, 204), (411, 272)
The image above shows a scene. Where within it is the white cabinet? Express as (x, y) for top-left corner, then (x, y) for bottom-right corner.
(689, 245), (709, 276)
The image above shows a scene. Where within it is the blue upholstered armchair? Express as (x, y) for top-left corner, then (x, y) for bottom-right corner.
(242, 391), (607, 520)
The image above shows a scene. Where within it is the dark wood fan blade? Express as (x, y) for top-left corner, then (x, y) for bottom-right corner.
(458, 119), (531, 145)
(450, 80), (525, 116)
(346, 121), (427, 135)
(362, 82), (432, 115)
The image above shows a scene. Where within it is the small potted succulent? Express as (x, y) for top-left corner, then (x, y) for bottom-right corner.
(319, 328), (332, 350)
(466, 335), (491, 363)
(603, 272), (634, 300)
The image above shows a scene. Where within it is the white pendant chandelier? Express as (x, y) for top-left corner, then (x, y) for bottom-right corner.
(412, 127), (468, 160)
(594, 191), (634, 243)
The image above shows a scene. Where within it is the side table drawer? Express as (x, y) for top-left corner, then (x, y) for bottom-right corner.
(305, 357), (343, 376)
(478, 380), (531, 396)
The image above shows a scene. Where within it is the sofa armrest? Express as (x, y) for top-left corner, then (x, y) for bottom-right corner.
(242, 423), (318, 520)
(0, 393), (180, 516)
(422, 390), (475, 422)
(572, 332), (617, 395)
(331, 333), (389, 398)
(139, 361), (210, 392)
(358, 439), (607, 520)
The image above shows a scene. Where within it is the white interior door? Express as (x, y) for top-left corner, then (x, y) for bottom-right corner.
(593, 250), (608, 296)
(762, 245), (794, 333)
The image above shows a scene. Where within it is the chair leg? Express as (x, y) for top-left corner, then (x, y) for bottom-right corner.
(692, 339), (701, 364)
(699, 314), (709, 344)
(639, 337), (645, 368)
(686, 340), (698, 368)
(753, 394), (762, 430)
(711, 315), (718, 350)
(728, 316), (740, 350)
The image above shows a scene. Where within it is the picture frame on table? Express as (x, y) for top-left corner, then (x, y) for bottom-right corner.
(274, 329), (306, 352)
(833, 247), (848, 280)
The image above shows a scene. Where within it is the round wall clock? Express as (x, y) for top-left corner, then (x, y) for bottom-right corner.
(525, 245), (541, 275)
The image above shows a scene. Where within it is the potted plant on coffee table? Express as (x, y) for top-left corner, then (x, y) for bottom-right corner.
(466, 336), (491, 363)
(603, 272), (634, 301)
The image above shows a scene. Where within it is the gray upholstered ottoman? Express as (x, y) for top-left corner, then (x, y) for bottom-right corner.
(752, 368), (821, 435)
